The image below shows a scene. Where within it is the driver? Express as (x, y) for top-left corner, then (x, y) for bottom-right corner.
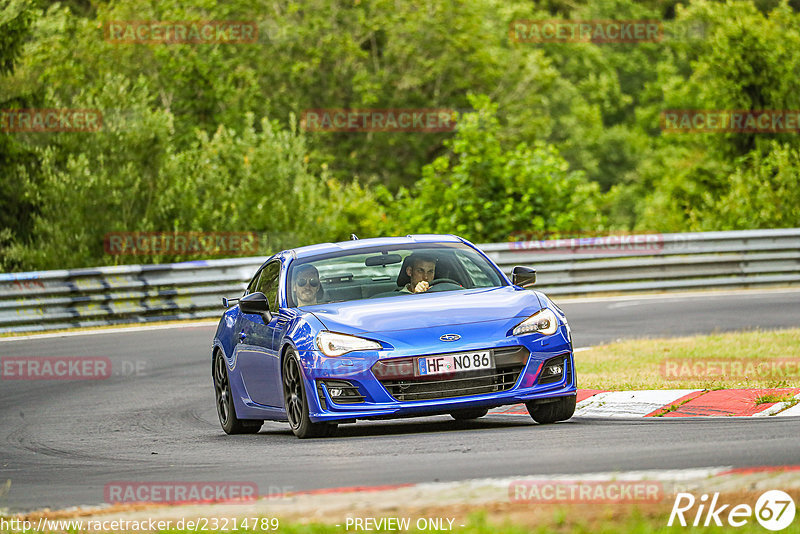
(399, 253), (437, 294)
(293, 264), (323, 306)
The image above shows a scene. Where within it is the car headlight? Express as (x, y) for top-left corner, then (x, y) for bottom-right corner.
(513, 308), (559, 336)
(316, 331), (382, 357)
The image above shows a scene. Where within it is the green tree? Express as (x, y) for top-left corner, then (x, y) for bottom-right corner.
(635, 0), (800, 230)
(2, 72), (387, 270)
(703, 141), (800, 229)
(389, 95), (604, 243)
(0, 0), (39, 271)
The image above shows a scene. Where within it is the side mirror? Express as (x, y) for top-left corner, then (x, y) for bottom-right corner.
(239, 292), (271, 320)
(512, 266), (537, 288)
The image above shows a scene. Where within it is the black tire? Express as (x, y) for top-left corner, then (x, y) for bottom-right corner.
(525, 395), (576, 424)
(282, 349), (337, 439)
(450, 408), (489, 421)
(213, 352), (263, 434)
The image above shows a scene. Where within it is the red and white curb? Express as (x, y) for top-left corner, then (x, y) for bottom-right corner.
(489, 389), (800, 418)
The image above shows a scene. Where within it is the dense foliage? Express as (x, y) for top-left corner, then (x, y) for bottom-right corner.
(1, 0), (798, 270)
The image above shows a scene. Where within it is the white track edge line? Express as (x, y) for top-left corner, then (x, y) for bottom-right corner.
(0, 320), (219, 342)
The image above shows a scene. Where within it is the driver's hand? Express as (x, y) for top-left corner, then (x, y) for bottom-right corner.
(414, 281), (430, 293)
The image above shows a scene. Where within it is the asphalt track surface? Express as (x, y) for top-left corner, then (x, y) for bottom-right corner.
(1, 289), (799, 513)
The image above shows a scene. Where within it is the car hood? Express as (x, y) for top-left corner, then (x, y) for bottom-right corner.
(307, 286), (543, 335)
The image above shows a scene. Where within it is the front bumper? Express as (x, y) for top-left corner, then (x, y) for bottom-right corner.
(304, 326), (576, 422)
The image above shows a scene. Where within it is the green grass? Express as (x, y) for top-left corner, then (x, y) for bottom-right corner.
(754, 393), (797, 404)
(576, 328), (800, 390)
(7, 498), (800, 534)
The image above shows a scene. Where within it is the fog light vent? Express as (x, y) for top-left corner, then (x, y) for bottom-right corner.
(538, 356), (566, 384)
(320, 379), (365, 404)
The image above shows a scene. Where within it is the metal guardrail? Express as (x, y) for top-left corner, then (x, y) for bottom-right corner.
(1, 229), (798, 333)
(481, 228), (800, 295)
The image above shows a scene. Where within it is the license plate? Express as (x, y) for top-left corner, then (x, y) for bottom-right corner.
(416, 351), (494, 376)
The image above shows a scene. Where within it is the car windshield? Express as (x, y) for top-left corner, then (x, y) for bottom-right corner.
(287, 243), (505, 307)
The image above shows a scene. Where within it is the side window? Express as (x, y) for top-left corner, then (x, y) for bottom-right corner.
(246, 270), (262, 295)
(256, 261), (281, 310)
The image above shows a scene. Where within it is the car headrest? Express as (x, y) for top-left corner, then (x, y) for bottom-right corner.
(396, 256), (413, 287)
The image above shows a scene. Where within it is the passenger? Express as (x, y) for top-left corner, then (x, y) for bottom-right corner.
(399, 253), (437, 294)
(293, 264), (323, 306)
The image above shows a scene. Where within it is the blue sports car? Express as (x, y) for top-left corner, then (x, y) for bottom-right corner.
(212, 235), (576, 438)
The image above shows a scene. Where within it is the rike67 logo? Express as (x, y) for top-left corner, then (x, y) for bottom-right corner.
(669, 490), (796, 531)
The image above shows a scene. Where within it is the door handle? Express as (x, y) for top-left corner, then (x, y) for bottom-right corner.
(239, 330), (247, 342)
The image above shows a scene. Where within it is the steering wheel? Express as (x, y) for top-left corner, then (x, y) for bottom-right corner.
(427, 278), (463, 292)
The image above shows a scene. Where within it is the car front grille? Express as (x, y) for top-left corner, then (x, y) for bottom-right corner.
(374, 346), (529, 402)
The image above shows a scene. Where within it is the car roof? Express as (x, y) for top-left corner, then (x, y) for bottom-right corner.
(290, 234), (465, 259)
